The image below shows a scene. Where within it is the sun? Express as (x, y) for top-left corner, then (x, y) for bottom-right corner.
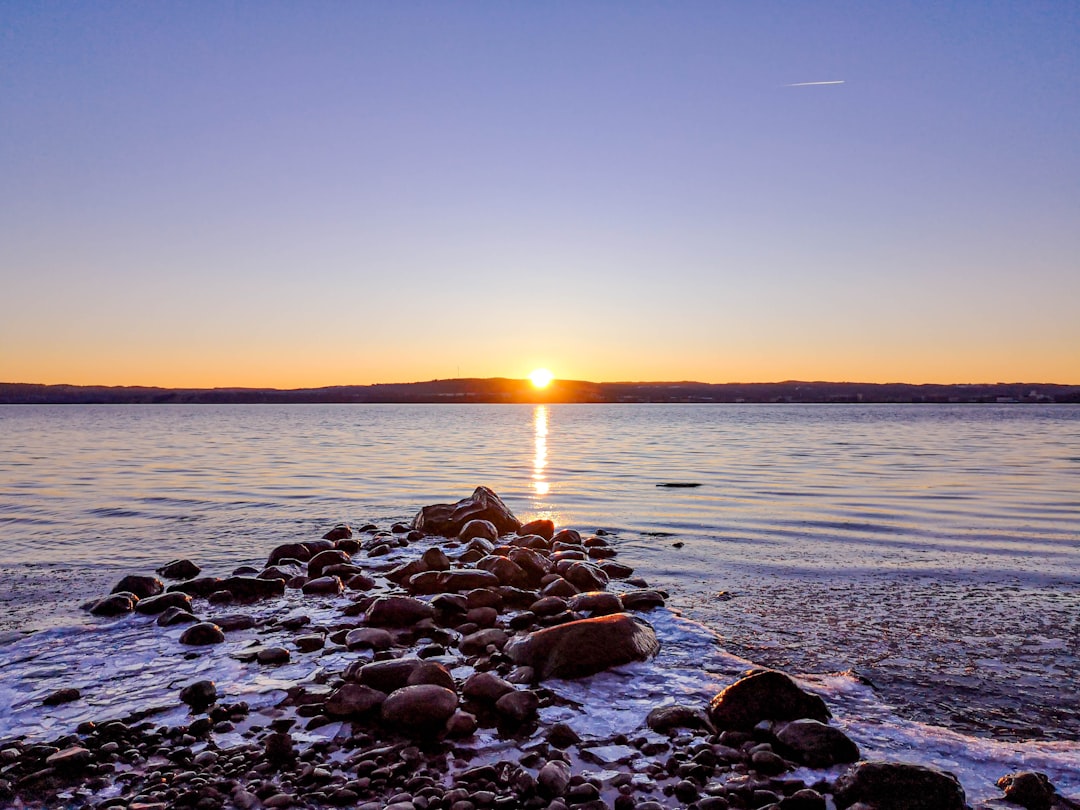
(529, 368), (554, 388)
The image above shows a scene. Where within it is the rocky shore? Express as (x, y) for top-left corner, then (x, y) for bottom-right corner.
(1, 487), (1074, 810)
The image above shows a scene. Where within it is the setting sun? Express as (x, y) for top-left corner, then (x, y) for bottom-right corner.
(529, 368), (554, 388)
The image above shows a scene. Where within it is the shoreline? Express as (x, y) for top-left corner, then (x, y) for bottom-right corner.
(2, 487), (1077, 809)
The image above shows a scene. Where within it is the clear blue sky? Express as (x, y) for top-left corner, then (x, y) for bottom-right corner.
(3, 2), (1078, 386)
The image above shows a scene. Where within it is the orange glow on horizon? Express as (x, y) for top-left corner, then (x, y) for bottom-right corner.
(529, 368), (555, 388)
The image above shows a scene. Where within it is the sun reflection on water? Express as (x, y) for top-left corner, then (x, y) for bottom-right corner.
(533, 405), (549, 496)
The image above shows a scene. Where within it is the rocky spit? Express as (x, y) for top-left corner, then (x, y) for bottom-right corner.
(1, 486), (1074, 810)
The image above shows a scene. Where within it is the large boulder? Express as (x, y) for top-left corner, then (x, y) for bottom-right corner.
(707, 670), (830, 730)
(833, 761), (966, 810)
(411, 486), (521, 537)
(506, 613), (659, 679)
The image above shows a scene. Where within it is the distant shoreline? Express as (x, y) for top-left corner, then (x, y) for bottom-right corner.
(3, 379), (1080, 404)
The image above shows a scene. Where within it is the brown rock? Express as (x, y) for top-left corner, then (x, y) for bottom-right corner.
(776, 719), (860, 767)
(411, 486), (521, 537)
(506, 612), (660, 679)
(707, 670), (830, 730)
(324, 683), (386, 717)
(495, 689), (539, 723)
(179, 622), (225, 645)
(111, 574), (163, 599)
(997, 771), (1056, 810)
(462, 671), (515, 703)
(135, 591), (192, 615)
(157, 559), (201, 580)
(365, 596), (435, 627)
(381, 685), (458, 730)
(345, 627), (393, 651)
(307, 549), (351, 578)
(519, 519), (555, 540)
(833, 761), (966, 810)
(301, 575), (343, 596)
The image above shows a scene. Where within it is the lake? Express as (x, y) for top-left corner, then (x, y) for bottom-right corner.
(1, 403), (1078, 800)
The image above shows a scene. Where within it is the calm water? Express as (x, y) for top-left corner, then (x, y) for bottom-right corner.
(1, 404), (1078, 797)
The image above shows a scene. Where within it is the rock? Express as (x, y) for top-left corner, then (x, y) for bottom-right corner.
(220, 575), (285, 601)
(134, 591), (192, 615)
(411, 486), (521, 537)
(508, 547), (553, 582)
(167, 576), (223, 597)
(568, 591), (623, 616)
(495, 689), (539, 723)
(997, 772), (1056, 810)
(345, 627), (393, 651)
(157, 606), (198, 626)
(267, 543), (312, 566)
(179, 622), (225, 645)
(88, 593), (137, 616)
(257, 646), (291, 665)
(381, 685), (459, 731)
(307, 549), (351, 578)
(781, 788), (827, 810)
(302, 575), (343, 596)
(324, 684), (386, 718)
(346, 573), (376, 591)
(366, 596), (435, 627)
(414, 569), (502, 594)
(421, 547), (451, 571)
(111, 574), (163, 599)
(180, 680), (217, 710)
(619, 589), (666, 610)
(707, 671), (830, 730)
(407, 661), (455, 690)
(446, 710), (478, 737)
(323, 524), (353, 541)
(599, 561), (634, 579)
(294, 634), (324, 652)
(565, 562), (609, 592)
(833, 761), (966, 810)
(776, 719), (860, 767)
(45, 745), (92, 772)
(264, 731), (296, 764)
(506, 612), (660, 679)
(477, 555), (530, 587)
(209, 613), (256, 631)
(519, 519), (555, 540)
(462, 671), (515, 703)
(460, 519), (499, 543)
(42, 688), (80, 706)
(356, 659), (424, 692)
(540, 577), (578, 598)
(459, 628), (510, 655)
(157, 559), (201, 580)
(646, 703), (711, 733)
(538, 759), (572, 798)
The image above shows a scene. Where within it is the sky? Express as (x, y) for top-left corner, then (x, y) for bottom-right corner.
(2, 2), (1078, 387)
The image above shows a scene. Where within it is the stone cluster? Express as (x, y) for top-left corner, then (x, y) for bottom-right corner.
(3, 486), (1072, 810)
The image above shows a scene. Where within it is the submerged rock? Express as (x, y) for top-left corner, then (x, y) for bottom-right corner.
(506, 612), (660, 679)
(411, 486), (521, 537)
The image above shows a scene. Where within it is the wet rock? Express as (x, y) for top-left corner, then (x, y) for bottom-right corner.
(407, 661), (456, 690)
(459, 628), (510, 656)
(599, 560), (634, 579)
(519, 519), (555, 540)
(382, 685), (459, 731)
(45, 745), (92, 772)
(157, 559), (201, 580)
(167, 576), (224, 597)
(421, 547), (451, 571)
(325, 684), (386, 718)
(646, 703), (711, 733)
(42, 688), (80, 706)
(179, 680), (217, 710)
(707, 671), (830, 730)
(88, 593), (138, 616)
(111, 574), (163, 599)
(411, 486), (521, 537)
(776, 719), (859, 767)
(345, 627), (393, 651)
(509, 546), (553, 581)
(477, 555), (530, 587)
(220, 575), (285, 601)
(506, 612), (660, 679)
(210, 613), (256, 631)
(446, 710), (478, 737)
(460, 519), (500, 543)
(308, 549), (351, 578)
(540, 577), (579, 598)
(134, 591), (192, 615)
(355, 658), (424, 692)
(551, 528), (582, 545)
(538, 759), (572, 798)
(495, 689), (539, 723)
(833, 761), (966, 810)
(565, 562), (609, 592)
(257, 646), (291, 665)
(462, 671), (515, 703)
(781, 788), (827, 810)
(410, 569), (501, 594)
(295, 633), (325, 652)
(302, 575), (344, 596)
(267, 543), (312, 566)
(619, 589), (666, 611)
(346, 573), (377, 590)
(546, 722), (582, 749)
(264, 731), (296, 765)
(157, 606), (198, 626)
(568, 591), (623, 617)
(997, 772), (1056, 810)
(366, 596), (436, 627)
(323, 524), (353, 542)
(179, 622), (225, 645)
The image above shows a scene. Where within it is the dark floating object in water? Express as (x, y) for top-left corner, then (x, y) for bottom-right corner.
(656, 482), (701, 488)
(672, 542), (685, 549)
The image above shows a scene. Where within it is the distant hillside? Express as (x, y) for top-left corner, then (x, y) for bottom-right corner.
(2, 379), (1079, 404)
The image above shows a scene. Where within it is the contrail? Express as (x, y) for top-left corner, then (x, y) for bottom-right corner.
(784, 80), (845, 87)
